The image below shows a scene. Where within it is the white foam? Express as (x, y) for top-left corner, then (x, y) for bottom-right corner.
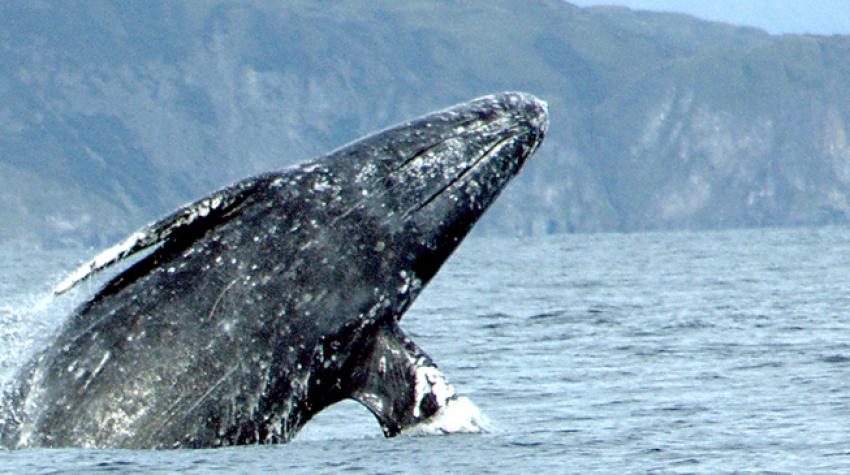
(412, 365), (455, 418)
(402, 396), (489, 436)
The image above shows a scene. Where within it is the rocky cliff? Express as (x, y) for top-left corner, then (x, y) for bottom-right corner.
(2, 1), (849, 246)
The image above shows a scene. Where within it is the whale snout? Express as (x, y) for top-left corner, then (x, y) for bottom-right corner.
(500, 91), (549, 134)
(471, 92), (548, 163)
(462, 91), (549, 135)
(503, 91), (549, 161)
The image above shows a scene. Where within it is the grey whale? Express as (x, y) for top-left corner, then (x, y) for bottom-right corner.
(0, 92), (548, 448)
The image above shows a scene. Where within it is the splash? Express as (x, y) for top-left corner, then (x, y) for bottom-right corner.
(401, 396), (490, 436)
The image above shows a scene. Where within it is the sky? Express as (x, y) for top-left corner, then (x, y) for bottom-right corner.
(569, 0), (850, 35)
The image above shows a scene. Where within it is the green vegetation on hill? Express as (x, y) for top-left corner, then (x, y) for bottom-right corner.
(2, 1), (849, 246)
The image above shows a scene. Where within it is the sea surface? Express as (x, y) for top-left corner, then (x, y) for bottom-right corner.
(1, 226), (850, 474)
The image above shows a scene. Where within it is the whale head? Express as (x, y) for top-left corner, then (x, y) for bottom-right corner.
(316, 92), (549, 288)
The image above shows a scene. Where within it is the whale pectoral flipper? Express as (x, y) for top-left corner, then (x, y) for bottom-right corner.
(347, 324), (485, 437)
(53, 176), (270, 295)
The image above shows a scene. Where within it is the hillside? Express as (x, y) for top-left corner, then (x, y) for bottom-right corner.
(1, 1), (849, 246)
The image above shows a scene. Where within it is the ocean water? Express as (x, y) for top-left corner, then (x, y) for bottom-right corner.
(2, 226), (850, 473)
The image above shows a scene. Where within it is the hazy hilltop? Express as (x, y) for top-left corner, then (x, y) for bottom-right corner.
(2, 0), (850, 246)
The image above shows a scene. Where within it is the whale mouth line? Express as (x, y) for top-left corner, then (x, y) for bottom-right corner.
(392, 135), (456, 174)
(404, 130), (526, 218)
(391, 116), (520, 175)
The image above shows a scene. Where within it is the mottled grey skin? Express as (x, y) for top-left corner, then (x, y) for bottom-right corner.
(0, 92), (548, 449)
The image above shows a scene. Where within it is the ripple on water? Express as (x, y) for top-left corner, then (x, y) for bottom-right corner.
(4, 228), (850, 473)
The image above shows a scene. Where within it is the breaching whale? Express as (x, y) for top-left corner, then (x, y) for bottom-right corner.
(0, 92), (548, 449)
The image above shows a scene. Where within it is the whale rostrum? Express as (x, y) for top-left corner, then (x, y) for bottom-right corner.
(0, 92), (548, 448)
